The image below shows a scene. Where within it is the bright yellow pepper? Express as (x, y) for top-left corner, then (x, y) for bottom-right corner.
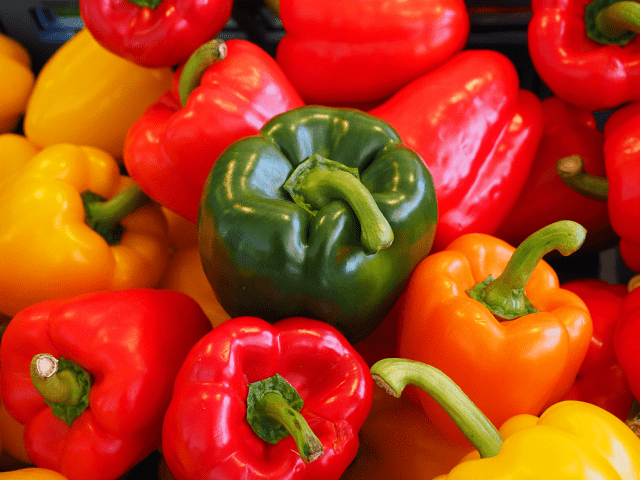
(0, 33), (34, 134)
(23, 29), (172, 159)
(0, 134), (40, 191)
(372, 358), (640, 480)
(0, 144), (170, 316)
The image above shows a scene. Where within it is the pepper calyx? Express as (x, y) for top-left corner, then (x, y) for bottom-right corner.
(586, 0), (640, 46)
(31, 354), (92, 426)
(246, 373), (324, 462)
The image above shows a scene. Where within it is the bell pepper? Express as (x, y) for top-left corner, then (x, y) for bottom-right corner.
(371, 358), (640, 480)
(161, 316), (373, 480)
(493, 96), (612, 250)
(614, 279), (640, 403)
(340, 386), (472, 480)
(159, 207), (231, 329)
(0, 33), (34, 134)
(528, 0), (640, 111)
(0, 289), (212, 480)
(0, 469), (69, 479)
(79, 0), (233, 68)
(0, 143), (170, 317)
(0, 133), (40, 191)
(124, 38), (305, 222)
(560, 279), (634, 421)
(369, 49), (544, 251)
(398, 220), (593, 443)
(23, 29), (173, 159)
(198, 105), (438, 344)
(0, 401), (32, 468)
(557, 101), (640, 272)
(269, 0), (469, 108)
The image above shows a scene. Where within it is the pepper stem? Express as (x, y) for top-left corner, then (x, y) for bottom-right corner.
(126, 0), (163, 8)
(246, 374), (323, 462)
(467, 220), (586, 320)
(82, 185), (153, 245)
(371, 358), (503, 458)
(31, 354), (92, 426)
(263, 0), (280, 15)
(178, 39), (228, 107)
(556, 155), (609, 202)
(284, 154), (394, 254)
(587, 0), (640, 45)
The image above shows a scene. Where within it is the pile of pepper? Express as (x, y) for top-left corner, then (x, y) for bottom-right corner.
(1, 0), (640, 479)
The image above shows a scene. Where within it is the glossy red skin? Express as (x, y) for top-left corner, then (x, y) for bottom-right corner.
(614, 286), (640, 401)
(276, 0), (469, 108)
(123, 39), (305, 222)
(494, 96), (611, 247)
(370, 50), (544, 252)
(560, 279), (633, 420)
(528, 0), (640, 111)
(79, 0), (234, 67)
(0, 289), (212, 480)
(162, 316), (373, 480)
(602, 102), (640, 272)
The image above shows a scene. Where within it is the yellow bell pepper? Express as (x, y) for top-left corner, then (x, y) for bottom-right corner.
(372, 358), (640, 480)
(0, 134), (40, 191)
(0, 143), (170, 316)
(0, 33), (34, 134)
(0, 469), (69, 479)
(23, 29), (172, 159)
(159, 208), (231, 329)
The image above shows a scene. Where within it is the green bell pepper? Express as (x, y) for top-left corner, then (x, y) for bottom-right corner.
(197, 105), (438, 343)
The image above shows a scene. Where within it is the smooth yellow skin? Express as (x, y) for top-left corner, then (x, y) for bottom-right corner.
(434, 400), (640, 479)
(0, 134), (40, 192)
(0, 144), (170, 316)
(23, 29), (172, 159)
(0, 469), (69, 479)
(0, 33), (34, 134)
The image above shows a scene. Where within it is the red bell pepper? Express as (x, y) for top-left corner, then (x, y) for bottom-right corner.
(494, 96), (611, 249)
(161, 316), (373, 480)
(271, 0), (469, 108)
(558, 101), (640, 272)
(369, 50), (544, 251)
(528, 0), (640, 111)
(560, 279), (634, 421)
(123, 38), (305, 222)
(79, 0), (233, 67)
(614, 280), (640, 403)
(0, 289), (212, 480)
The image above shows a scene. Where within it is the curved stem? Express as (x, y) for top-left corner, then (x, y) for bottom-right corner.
(371, 358), (503, 458)
(178, 39), (228, 107)
(468, 220), (586, 319)
(284, 154), (393, 254)
(556, 155), (609, 202)
(82, 185), (153, 245)
(596, 1), (640, 38)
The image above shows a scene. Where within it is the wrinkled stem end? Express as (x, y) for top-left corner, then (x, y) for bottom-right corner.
(556, 155), (609, 202)
(587, 0), (640, 45)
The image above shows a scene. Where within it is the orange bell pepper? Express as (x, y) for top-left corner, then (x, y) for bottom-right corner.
(159, 208), (231, 328)
(398, 220), (593, 444)
(0, 469), (69, 479)
(0, 33), (34, 134)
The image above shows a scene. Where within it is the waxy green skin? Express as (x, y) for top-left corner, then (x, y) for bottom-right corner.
(198, 106), (438, 343)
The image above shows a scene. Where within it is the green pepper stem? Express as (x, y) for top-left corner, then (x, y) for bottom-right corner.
(31, 354), (85, 406)
(83, 185), (153, 245)
(126, 0), (163, 8)
(556, 155), (609, 202)
(371, 358), (503, 458)
(264, 0), (280, 15)
(284, 155), (393, 254)
(596, 1), (640, 38)
(260, 392), (324, 462)
(467, 220), (586, 319)
(178, 39), (228, 107)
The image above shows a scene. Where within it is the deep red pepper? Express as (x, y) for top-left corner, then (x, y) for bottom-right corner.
(79, 0), (233, 67)
(560, 279), (634, 421)
(528, 0), (640, 111)
(123, 38), (305, 222)
(271, 0), (469, 108)
(494, 96), (611, 249)
(614, 281), (640, 403)
(0, 289), (212, 480)
(369, 50), (544, 251)
(161, 316), (373, 480)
